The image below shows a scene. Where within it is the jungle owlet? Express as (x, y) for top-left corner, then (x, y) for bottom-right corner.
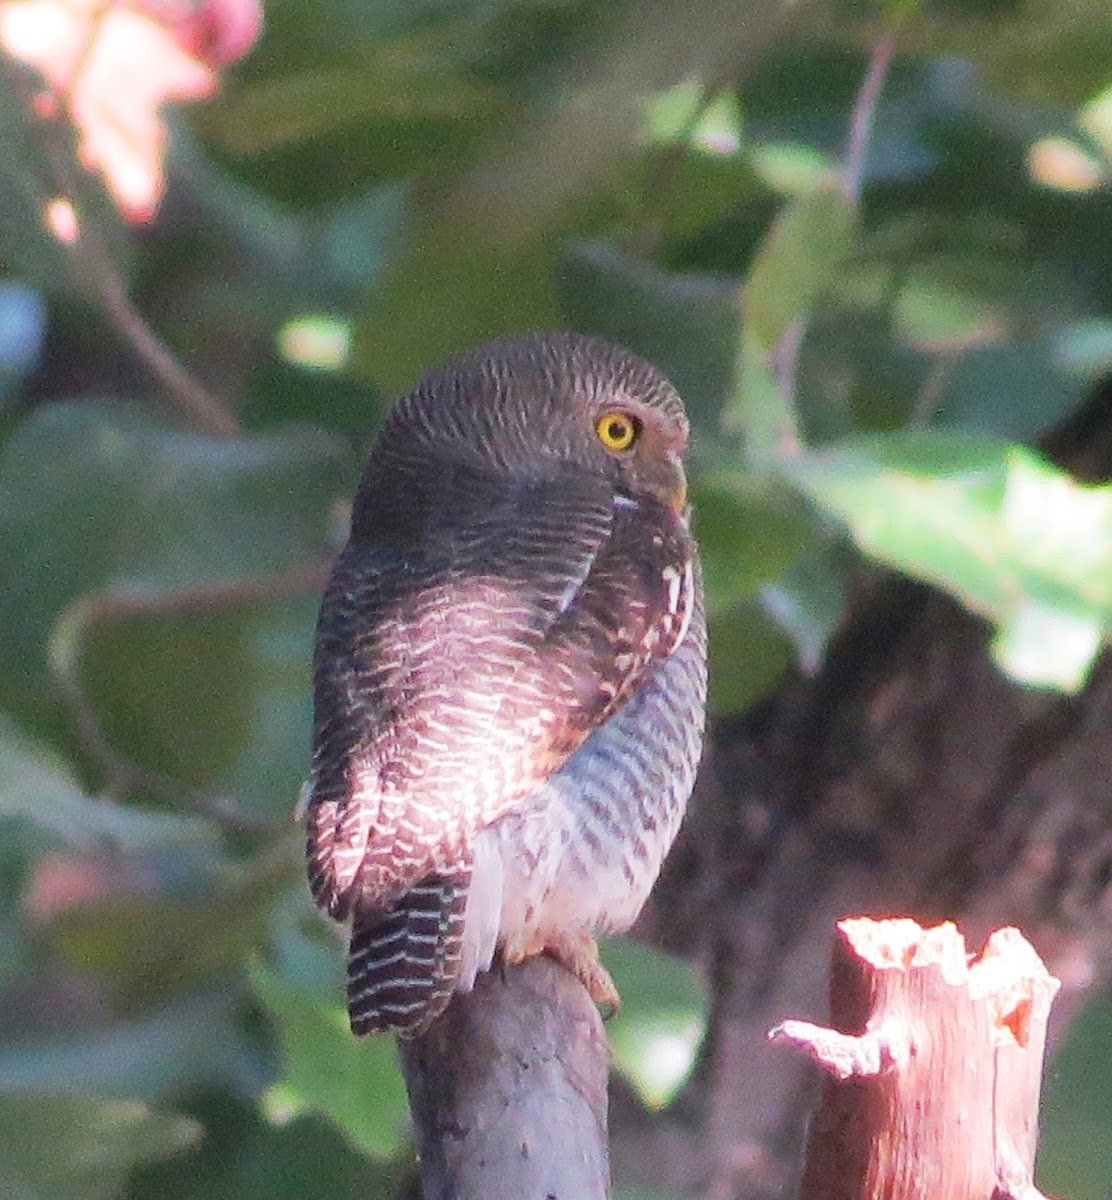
(306, 332), (706, 1037)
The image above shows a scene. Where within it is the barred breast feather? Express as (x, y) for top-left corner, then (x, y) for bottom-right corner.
(459, 576), (707, 990)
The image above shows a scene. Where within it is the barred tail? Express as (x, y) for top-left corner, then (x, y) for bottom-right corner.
(346, 865), (471, 1038)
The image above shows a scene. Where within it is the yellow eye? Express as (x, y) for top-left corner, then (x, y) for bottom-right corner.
(595, 411), (639, 451)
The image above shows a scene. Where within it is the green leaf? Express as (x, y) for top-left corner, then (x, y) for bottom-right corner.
(0, 68), (131, 294)
(965, 0), (1112, 107)
(743, 186), (855, 354)
(731, 334), (797, 462)
(1038, 993), (1112, 1200)
(642, 78), (707, 144)
(0, 710), (215, 850)
(787, 432), (1112, 690)
(894, 258), (1007, 352)
(250, 961), (409, 1158)
(207, 33), (501, 156)
(206, 599), (322, 819)
(604, 938), (706, 1109)
(350, 231), (560, 395)
(707, 597), (794, 716)
(750, 140), (832, 196)
(730, 186), (855, 461)
(691, 476), (813, 613)
(0, 402), (348, 784)
(0, 1093), (198, 1200)
(125, 1093), (398, 1200)
(0, 993), (256, 1102)
(48, 848), (295, 1006)
(936, 334), (1093, 443)
(0, 401), (345, 660)
(74, 608), (257, 790)
(759, 535), (855, 673)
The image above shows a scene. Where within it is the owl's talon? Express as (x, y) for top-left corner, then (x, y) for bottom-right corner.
(503, 928), (622, 1018)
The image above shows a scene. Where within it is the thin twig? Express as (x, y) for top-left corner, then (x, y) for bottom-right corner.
(94, 269), (241, 435)
(911, 350), (959, 427)
(3, 49), (240, 436)
(843, 32), (897, 209)
(769, 315), (807, 438)
(763, 35), (897, 435)
(766, 31), (897, 434)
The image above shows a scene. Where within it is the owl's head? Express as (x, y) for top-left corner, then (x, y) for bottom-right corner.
(378, 332), (690, 515)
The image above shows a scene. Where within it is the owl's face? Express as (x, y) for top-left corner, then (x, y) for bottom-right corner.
(583, 391), (689, 515)
(373, 332), (691, 518)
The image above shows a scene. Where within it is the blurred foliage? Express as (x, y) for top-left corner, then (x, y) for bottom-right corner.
(2, 0), (1112, 1196)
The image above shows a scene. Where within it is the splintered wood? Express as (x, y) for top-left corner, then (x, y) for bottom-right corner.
(769, 918), (1060, 1200)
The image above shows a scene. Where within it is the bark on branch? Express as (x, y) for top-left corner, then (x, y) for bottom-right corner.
(771, 918), (1060, 1200)
(398, 954), (611, 1200)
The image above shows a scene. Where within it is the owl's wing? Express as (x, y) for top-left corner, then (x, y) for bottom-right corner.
(307, 465), (620, 920)
(308, 461), (696, 1037)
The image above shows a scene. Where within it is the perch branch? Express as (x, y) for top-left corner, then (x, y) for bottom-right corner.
(398, 954), (611, 1200)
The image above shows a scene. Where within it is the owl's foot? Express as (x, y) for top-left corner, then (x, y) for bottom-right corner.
(502, 928), (621, 1019)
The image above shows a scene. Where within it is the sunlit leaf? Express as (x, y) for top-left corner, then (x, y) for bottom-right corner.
(787, 432), (1112, 689)
(750, 140), (832, 195)
(730, 186), (855, 461)
(894, 259), (1007, 352)
(604, 938), (706, 1109)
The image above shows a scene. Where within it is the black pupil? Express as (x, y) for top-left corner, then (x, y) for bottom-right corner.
(608, 418), (629, 441)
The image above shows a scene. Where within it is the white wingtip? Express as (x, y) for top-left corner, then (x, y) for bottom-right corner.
(294, 779), (312, 822)
(457, 829), (504, 992)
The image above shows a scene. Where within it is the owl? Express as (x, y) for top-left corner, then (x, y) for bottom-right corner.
(306, 332), (706, 1037)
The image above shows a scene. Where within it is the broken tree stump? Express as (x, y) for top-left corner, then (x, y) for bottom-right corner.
(769, 918), (1060, 1200)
